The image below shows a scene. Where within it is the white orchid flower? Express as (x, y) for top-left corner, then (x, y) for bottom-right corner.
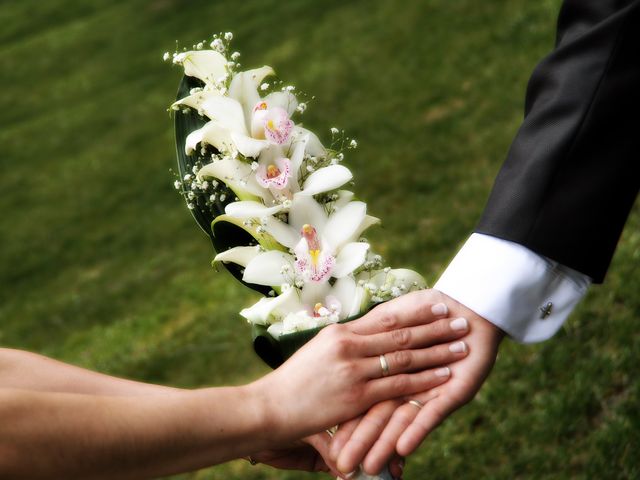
(173, 50), (228, 90)
(239, 278), (365, 338)
(175, 62), (299, 158)
(222, 137), (353, 218)
(215, 195), (378, 285)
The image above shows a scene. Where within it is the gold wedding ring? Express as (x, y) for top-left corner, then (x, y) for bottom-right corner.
(407, 399), (424, 410)
(379, 354), (390, 377)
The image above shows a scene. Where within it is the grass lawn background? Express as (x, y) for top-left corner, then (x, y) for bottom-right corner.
(1, 0), (638, 478)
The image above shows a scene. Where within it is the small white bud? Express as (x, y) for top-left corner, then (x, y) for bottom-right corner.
(349, 139), (358, 148)
(162, 52), (170, 61)
(173, 180), (181, 190)
(224, 32), (233, 41)
(210, 38), (225, 52)
(231, 51), (241, 61)
(330, 127), (339, 135)
(260, 82), (269, 91)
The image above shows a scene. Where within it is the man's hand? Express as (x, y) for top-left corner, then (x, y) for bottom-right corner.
(330, 289), (504, 476)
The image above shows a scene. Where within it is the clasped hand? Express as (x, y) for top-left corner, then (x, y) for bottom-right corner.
(247, 289), (503, 477)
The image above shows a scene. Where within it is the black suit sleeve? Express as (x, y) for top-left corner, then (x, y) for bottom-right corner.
(476, 0), (640, 283)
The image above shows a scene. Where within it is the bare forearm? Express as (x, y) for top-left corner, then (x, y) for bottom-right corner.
(0, 385), (274, 479)
(0, 348), (179, 396)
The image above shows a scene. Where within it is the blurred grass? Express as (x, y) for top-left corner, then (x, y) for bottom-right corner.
(0, 0), (638, 478)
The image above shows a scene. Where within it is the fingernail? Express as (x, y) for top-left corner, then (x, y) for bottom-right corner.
(449, 341), (467, 353)
(435, 367), (450, 377)
(343, 471), (356, 479)
(450, 317), (468, 331)
(431, 303), (448, 316)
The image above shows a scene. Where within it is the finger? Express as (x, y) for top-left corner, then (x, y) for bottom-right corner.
(359, 315), (469, 357)
(365, 367), (451, 405)
(336, 400), (400, 475)
(329, 417), (361, 462)
(361, 400), (423, 475)
(396, 395), (456, 456)
(362, 340), (469, 378)
(348, 292), (448, 335)
(304, 432), (342, 477)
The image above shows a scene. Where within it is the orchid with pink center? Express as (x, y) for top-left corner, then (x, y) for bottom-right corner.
(173, 58), (299, 158)
(214, 195), (379, 286)
(199, 133), (353, 217)
(238, 278), (365, 338)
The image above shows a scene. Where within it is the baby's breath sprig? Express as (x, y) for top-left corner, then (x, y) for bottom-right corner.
(172, 158), (234, 214)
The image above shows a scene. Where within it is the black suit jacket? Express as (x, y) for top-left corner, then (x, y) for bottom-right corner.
(477, 0), (640, 283)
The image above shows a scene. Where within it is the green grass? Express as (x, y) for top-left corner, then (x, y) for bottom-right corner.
(1, 0), (638, 478)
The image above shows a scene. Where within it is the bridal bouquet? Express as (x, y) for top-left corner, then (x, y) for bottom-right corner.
(166, 33), (425, 480)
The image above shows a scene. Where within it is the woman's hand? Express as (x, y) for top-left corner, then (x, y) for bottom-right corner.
(249, 290), (472, 444)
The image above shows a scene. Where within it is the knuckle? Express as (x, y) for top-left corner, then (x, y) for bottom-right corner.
(378, 307), (399, 331)
(334, 335), (355, 355)
(392, 350), (413, 370)
(391, 327), (412, 348)
(322, 322), (344, 338)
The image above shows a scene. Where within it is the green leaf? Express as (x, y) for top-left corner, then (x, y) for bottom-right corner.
(175, 75), (271, 295)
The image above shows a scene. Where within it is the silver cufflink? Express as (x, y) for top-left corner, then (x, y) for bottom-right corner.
(539, 302), (553, 319)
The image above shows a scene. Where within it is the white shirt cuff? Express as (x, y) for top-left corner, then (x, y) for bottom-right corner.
(434, 233), (591, 343)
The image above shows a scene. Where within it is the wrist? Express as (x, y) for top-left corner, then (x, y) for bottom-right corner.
(242, 376), (292, 445)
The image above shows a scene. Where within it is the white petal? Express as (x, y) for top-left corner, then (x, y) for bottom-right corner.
(243, 251), (294, 287)
(197, 158), (265, 199)
(289, 194), (328, 232)
(294, 127), (326, 158)
(323, 202), (367, 251)
(350, 286), (366, 317)
(301, 165), (353, 196)
(185, 127), (206, 155)
(264, 91), (298, 116)
(266, 322), (284, 338)
(240, 287), (300, 325)
(175, 50), (228, 85)
(186, 120), (233, 155)
(173, 89), (221, 112)
(225, 200), (284, 219)
(230, 132), (270, 158)
(330, 276), (357, 318)
(354, 215), (381, 239)
(289, 134), (308, 179)
(228, 66), (275, 127)
(333, 190), (354, 210)
(300, 281), (331, 306)
(262, 217), (299, 249)
(213, 245), (260, 267)
(369, 268), (428, 290)
(198, 96), (248, 135)
(332, 242), (370, 278)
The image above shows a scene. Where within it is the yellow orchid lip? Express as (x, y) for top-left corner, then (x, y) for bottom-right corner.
(266, 164), (281, 178)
